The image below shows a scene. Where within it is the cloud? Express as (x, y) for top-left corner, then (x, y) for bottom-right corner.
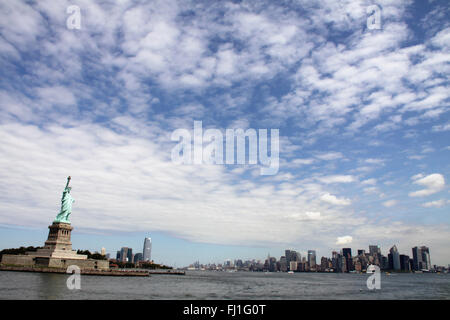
(361, 178), (377, 185)
(318, 175), (356, 184)
(291, 158), (315, 166)
(383, 200), (398, 208)
(321, 193), (351, 206)
(36, 86), (77, 107)
(421, 199), (448, 208)
(409, 173), (445, 197)
(432, 123), (450, 132)
(336, 236), (353, 245)
(305, 211), (321, 220)
(315, 152), (343, 161)
(363, 187), (379, 194)
(364, 158), (385, 165)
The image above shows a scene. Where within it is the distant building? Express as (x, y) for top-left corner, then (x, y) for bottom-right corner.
(369, 245), (381, 256)
(342, 248), (353, 272)
(421, 246), (431, 270)
(224, 259), (233, 268)
(269, 257), (277, 272)
(120, 247), (133, 263)
(399, 254), (410, 271)
(101, 247), (106, 256)
(358, 253), (369, 270)
(339, 256), (347, 273)
(289, 261), (298, 272)
(381, 255), (389, 270)
(369, 245), (381, 266)
(354, 260), (362, 272)
(409, 258), (414, 271)
(412, 246), (431, 270)
(331, 251), (338, 271)
(412, 247), (422, 270)
(134, 253), (143, 263)
(307, 250), (316, 269)
(389, 245), (401, 271)
(116, 250), (120, 260)
(320, 257), (328, 271)
(297, 261), (305, 272)
(143, 237), (152, 262)
(285, 249), (299, 270)
(279, 256), (288, 272)
(285, 250), (292, 267)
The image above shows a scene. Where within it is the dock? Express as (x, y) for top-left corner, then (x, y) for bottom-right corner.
(0, 265), (150, 277)
(147, 269), (185, 275)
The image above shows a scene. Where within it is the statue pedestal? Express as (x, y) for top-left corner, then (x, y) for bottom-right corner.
(2, 221), (109, 271)
(27, 222), (87, 260)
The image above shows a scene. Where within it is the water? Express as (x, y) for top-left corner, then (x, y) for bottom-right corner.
(0, 271), (449, 299)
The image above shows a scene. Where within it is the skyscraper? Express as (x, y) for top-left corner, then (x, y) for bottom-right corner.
(289, 261), (298, 272)
(369, 245), (381, 266)
(307, 250), (316, 269)
(128, 248), (133, 263)
(400, 254), (410, 271)
(331, 251), (338, 271)
(381, 255), (389, 270)
(285, 250), (292, 269)
(342, 248), (353, 272)
(269, 257), (277, 272)
(412, 246), (431, 271)
(320, 257), (328, 271)
(279, 256), (288, 272)
(369, 245), (381, 256)
(143, 237), (152, 262)
(285, 249), (299, 270)
(134, 253), (143, 263)
(120, 247), (132, 262)
(420, 246), (431, 270)
(339, 255), (347, 273)
(389, 245), (401, 271)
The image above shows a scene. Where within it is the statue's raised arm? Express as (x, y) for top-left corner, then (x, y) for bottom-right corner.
(65, 176), (71, 190)
(54, 176), (75, 224)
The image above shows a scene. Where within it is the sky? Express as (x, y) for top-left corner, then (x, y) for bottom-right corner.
(0, 0), (449, 267)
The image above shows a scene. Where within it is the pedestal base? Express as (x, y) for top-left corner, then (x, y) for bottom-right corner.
(26, 222), (87, 260)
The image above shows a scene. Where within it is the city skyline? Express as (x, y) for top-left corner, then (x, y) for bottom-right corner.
(4, 225), (450, 268)
(185, 244), (442, 272)
(0, 1), (449, 267)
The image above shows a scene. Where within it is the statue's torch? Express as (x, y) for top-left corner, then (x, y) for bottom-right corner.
(65, 176), (71, 189)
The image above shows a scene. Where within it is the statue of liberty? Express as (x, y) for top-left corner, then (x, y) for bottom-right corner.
(54, 176), (74, 224)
